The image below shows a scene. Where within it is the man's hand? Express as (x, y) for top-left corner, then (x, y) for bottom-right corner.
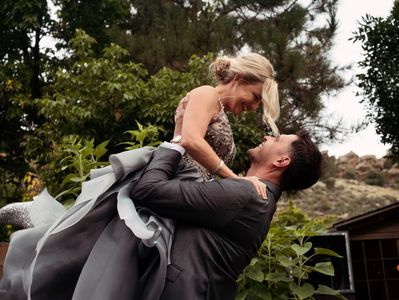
(239, 176), (268, 200)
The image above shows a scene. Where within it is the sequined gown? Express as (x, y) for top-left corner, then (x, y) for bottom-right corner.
(182, 98), (236, 180)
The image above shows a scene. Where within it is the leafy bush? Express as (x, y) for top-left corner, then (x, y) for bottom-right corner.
(122, 121), (163, 150)
(342, 169), (356, 180)
(0, 225), (14, 242)
(236, 203), (345, 300)
(324, 178), (336, 190)
(364, 170), (385, 186)
(42, 122), (162, 204)
(321, 155), (337, 179)
(320, 155), (337, 190)
(53, 136), (110, 205)
(35, 30), (212, 150)
(0, 123), (162, 242)
(32, 30), (296, 178)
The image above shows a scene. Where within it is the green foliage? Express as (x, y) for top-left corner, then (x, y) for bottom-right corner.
(0, 225), (14, 243)
(237, 203), (345, 300)
(10, 128), (106, 206)
(35, 30), (211, 150)
(353, 0), (399, 161)
(45, 136), (110, 204)
(0, 77), (31, 204)
(342, 169), (356, 180)
(229, 112), (265, 173)
(364, 170), (385, 187)
(35, 30), (150, 145)
(321, 155), (337, 180)
(123, 121), (163, 150)
(2, 0), (348, 205)
(139, 52), (212, 132)
(39, 121), (163, 204)
(324, 178), (336, 190)
(110, 0), (237, 73)
(54, 0), (131, 51)
(0, 0), (53, 205)
(320, 155), (337, 190)
(111, 0), (346, 143)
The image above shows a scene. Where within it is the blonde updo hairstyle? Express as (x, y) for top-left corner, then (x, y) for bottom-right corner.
(209, 53), (280, 136)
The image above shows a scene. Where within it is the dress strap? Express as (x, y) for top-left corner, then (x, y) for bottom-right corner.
(210, 95), (224, 123)
(217, 95), (224, 110)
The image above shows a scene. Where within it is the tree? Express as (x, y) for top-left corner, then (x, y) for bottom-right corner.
(0, 0), (51, 100)
(1, 0), (347, 203)
(110, 0), (238, 72)
(354, 0), (399, 161)
(35, 30), (210, 146)
(0, 0), (53, 203)
(110, 0), (346, 144)
(53, 0), (131, 52)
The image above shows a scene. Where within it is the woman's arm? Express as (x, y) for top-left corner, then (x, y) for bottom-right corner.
(175, 86), (267, 198)
(177, 86), (237, 178)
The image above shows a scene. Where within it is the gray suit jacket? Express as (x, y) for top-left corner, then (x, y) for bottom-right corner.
(132, 147), (281, 300)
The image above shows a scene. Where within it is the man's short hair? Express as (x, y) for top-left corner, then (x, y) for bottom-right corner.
(280, 129), (322, 191)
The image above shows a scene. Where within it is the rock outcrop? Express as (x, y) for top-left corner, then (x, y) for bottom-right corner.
(326, 151), (399, 188)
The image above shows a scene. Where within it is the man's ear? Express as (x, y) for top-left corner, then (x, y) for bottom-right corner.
(273, 156), (291, 168)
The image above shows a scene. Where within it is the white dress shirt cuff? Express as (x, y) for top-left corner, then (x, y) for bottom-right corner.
(160, 142), (185, 156)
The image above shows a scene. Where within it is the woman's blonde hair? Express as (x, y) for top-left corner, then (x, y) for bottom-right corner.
(209, 53), (280, 136)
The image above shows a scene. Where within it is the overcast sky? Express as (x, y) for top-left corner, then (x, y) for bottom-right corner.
(320, 0), (395, 158)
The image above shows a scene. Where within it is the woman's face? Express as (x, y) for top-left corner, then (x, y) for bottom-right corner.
(224, 81), (263, 116)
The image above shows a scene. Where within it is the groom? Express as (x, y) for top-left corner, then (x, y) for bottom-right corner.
(0, 131), (321, 300)
(131, 129), (322, 300)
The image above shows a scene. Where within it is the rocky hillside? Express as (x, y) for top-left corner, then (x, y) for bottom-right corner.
(278, 151), (399, 221)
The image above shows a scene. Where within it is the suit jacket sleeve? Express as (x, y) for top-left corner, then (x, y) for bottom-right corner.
(131, 147), (258, 228)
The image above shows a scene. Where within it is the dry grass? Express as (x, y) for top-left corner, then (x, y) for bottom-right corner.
(278, 178), (399, 221)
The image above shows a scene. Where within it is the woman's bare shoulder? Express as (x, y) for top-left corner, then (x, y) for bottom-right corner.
(189, 85), (218, 101)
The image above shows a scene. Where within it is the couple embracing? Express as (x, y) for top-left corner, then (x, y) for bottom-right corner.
(0, 53), (322, 300)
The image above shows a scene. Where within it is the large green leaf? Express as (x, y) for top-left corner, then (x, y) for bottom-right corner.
(93, 140), (110, 158)
(313, 262), (335, 276)
(291, 242), (312, 256)
(235, 290), (248, 300)
(317, 284), (348, 300)
(246, 268), (264, 282)
(249, 284), (272, 300)
(289, 283), (315, 299)
(314, 247), (343, 258)
(277, 255), (299, 267)
(249, 258), (258, 266)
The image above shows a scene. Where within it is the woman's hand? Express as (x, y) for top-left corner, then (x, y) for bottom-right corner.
(174, 95), (189, 136)
(239, 176), (268, 200)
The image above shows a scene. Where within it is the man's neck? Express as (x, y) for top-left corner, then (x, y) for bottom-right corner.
(246, 166), (280, 187)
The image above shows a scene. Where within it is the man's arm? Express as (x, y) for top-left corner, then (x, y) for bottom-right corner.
(131, 145), (255, 228)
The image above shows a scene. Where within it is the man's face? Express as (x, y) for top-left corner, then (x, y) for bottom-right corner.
(248, 134), (299, 165)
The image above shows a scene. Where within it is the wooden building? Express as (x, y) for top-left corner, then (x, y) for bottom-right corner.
(333, 201), (399, 300)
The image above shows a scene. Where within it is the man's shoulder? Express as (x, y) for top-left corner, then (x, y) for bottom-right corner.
(217, 178), (261, 205)
(262, 180), (282, 203)
(220, 178), (282, 205)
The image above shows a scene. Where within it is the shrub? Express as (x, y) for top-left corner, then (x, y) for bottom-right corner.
(324, 178), (336, 190)
(364, 170), (385, 186)
(236, 203), (345, 300)
(343, 169), (356, 180)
